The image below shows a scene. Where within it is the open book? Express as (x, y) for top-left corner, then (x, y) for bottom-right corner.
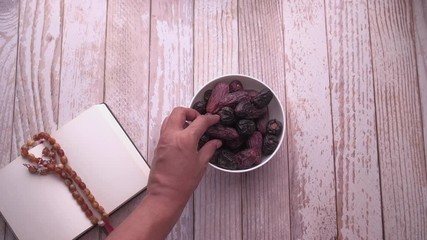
(0, 104), (150, 240)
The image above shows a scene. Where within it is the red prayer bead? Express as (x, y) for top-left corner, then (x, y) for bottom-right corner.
(90, 216), (98, 225)
(55, 167), (63, 175)
(48, 137), (56, 145)
(47, 163), (55, 171)
(64, 178), (72, 186)
(87, 194), (94, 202)
(72, 191), (79, 199)
(33, 134), (40, 141)
(77, 196), (84, 205)
(75, 176), (81, 182)
(27, 139), (35, 147)
(69, 184), (76, 191)
(81, 203), (89, 211)
(78, 182), (86, 190)
(42, 147), (50, 156)
(28, 153), (36, 162)
(39, 132), (50, 140)
(97, 206), (105, 214)
(57, 149), (65, 157)
(91, 201), (99, 209)
(52, 143), (61, 151)
(84, 189), (91, 196)
(60, 156), (68, 164)
(85, 210), (93, 218)
(21, 149), (29, 157)
(64, 164), (72, 173)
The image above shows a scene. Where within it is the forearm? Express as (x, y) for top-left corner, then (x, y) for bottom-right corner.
(107, 192), (187, 240)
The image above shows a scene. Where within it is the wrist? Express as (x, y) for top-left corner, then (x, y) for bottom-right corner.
(142, 188), (191, 211)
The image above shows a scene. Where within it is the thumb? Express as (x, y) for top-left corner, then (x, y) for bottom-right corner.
(198, 139), (222, 164)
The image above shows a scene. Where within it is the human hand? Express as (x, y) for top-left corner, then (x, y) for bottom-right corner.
(146, 107), (221, 206)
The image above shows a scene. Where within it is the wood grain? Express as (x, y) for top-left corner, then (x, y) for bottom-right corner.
(103, 0), (151, 238)
(238, 0), (290, 239)
(414, 0), (427, 164)
(13, 0), (62, 156)
(7, 0), (63, 239)
(368, 0), (427, 239)
(0, 0), (19, 239)
(149, 0), (194, 239)
(283, 0), (337, 239)
(58, 1), (107, 239)
(2, 1), (427, 239)
(58, 0), (106, 125)
(193, 1), (241, 240)
(0, 0), (18, 168)
(325, 0), (383, 239)
(104, 0), (150, 156)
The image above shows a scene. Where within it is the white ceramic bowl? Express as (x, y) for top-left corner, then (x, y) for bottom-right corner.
(190, 74), (285, 173)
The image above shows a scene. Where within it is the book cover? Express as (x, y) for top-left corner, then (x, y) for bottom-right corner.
(0, 104), (150, 240)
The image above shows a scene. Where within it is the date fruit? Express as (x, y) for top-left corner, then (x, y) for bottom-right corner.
(211, 149), (238, 170)
(206, 82), (229, 113)
(235, 100), (267, 119)
(192, 100), (207, 114)
(248, 131), (263, 155)
(266, 119), (283, 136)
(218, 107), (236, 126)
(229, 80), (243, 92)
(198, 134), (210, 150)
(248, 131), (263, 164)
(215, 91), (251, 111)
(245, 89), (259, 98)
(204, 89), (212, 102)
(224, 137), (245, 150)
(236, 119), (256, 137)
(263, 134), (279, 155)
(252, 88), (273, 108)
(256, 110), (269, 135)
(206, 124), (239, 140)
(235, 148), (258, 169)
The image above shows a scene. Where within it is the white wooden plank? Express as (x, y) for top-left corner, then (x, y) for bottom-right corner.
(414, 0), (427, 166)
(193, 1), (241, 240)
(13, 0), (62, 155)
(59, 1), (107, 239)
(102, 0), (151, 238)
(325, 0), (383, 239)
(7, 0), (62, 239)
(283, 0), (337, 239)
(58, 0), (106, 124)
(0, 0), (19, 239)
(0, 0), (19, 168)
(368, 0), (427, 239)
(238, 0), (290, 239)
(149, 1), (194, 239)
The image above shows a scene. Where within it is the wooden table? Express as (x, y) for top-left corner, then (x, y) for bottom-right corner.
(1, 0), (426, 239)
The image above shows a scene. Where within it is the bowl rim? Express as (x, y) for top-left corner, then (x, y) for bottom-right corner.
(191, 73), (285, 173)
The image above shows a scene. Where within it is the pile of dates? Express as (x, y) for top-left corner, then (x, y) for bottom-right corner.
(192, 80), (283, 170)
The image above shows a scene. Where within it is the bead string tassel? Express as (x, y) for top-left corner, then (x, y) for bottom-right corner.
(20, 132), (114, 234)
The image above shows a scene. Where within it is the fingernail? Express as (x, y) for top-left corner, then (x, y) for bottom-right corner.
(216, 140), (222, 149)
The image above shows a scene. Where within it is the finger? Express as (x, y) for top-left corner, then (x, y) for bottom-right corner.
(198, 139), (222, 164)
(160, 116), (169, 133)
(186, 114), (220, 139)
(167, 107), (200, 129)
